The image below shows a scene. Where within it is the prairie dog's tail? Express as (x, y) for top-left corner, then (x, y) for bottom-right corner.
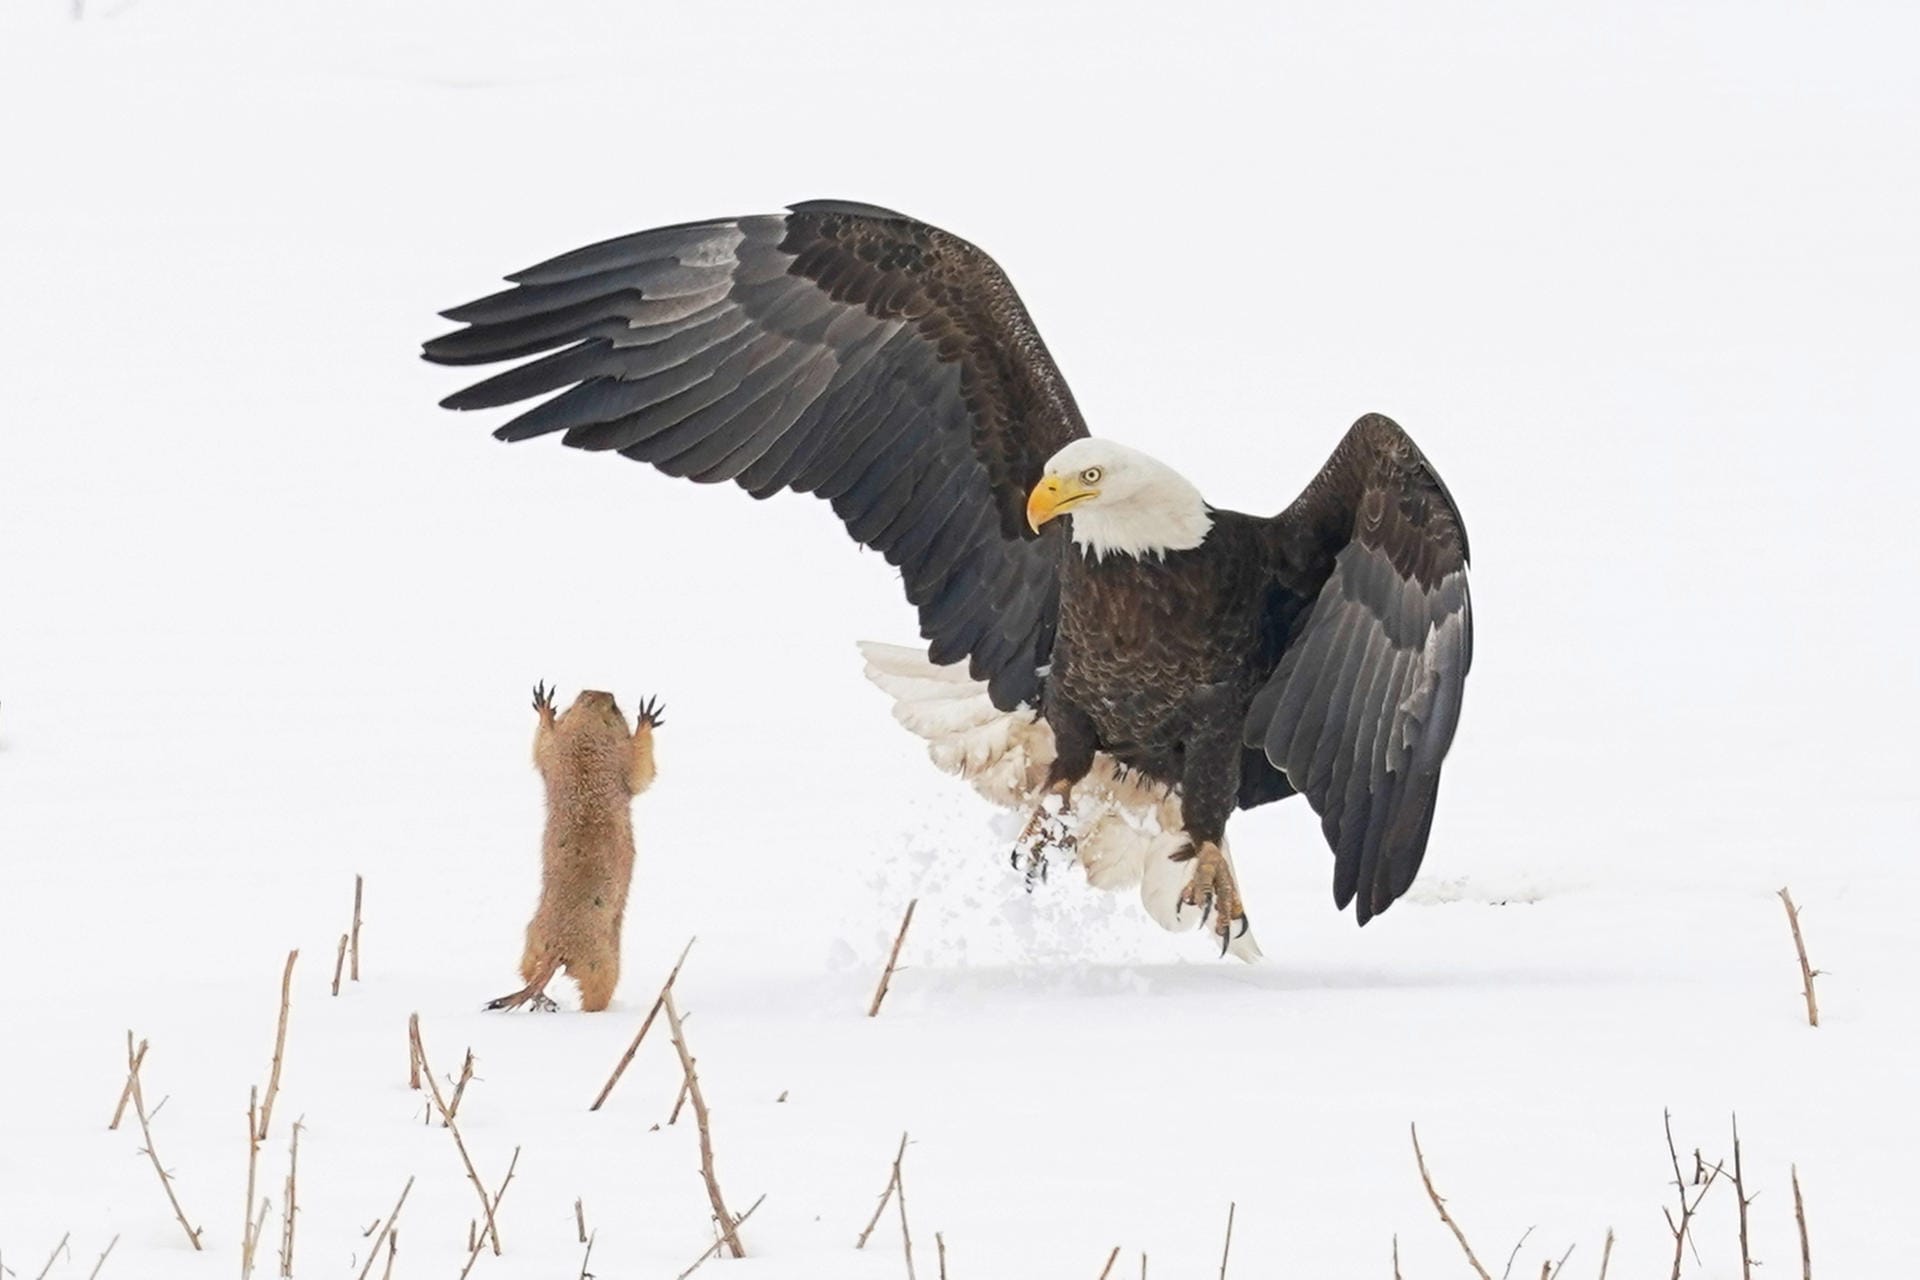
(859, 641), (1262, 962)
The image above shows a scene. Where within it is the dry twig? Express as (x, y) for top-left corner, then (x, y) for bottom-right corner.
(278, 1120), (301, 1277)
(30, 1234), (67, 1280)
(937, 1231), (949, 1280)
(1731, 1115), (1753, 1279)
(350, 873), (364, 981)
(1791, 1165), (1811, 1279)
(856, 1132), (910, 1249)
(1662, 1111), (1724, 1279)
(662, 990), (745, 1258)
(578, 1230), (595, 1280)
(125, 1035), (203, 1250)
(256, 950), (297, 1141)
(575, 1198), (587, 1245)
(674, 1195), (766, 1280)
(1099, 1244), (1120, 1278)
(242, 1088), (262, 1278)
(354, 1177), (413, 1280)
(331, 934), (349, 997)
(1412, 1124), (1491, 1280)
(869, 899), (918, 1017)
(589, 936), (696, 1111)
(1776, 888), (1822, 1027)
(85, 1235), (119, 1280)
(1597, 1228), (1614, 1280)
(413, 1016), (504, 1254)
(457, 1146), (521, 1280)
(1501, 1226), (1535, 1280)
(895, 1138), (918, 1280)
(445, 1048), (476, 1124)
(1393, 1235), (1403, 1280)
(1218, 1201), (1236, 1279)
(407, 1014), (422, 1090)
(108, 1035), (147, 1130)
(378, 1230), (397, 1280)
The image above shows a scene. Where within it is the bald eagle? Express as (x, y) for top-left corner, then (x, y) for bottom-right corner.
(425, 200), (1472, 956)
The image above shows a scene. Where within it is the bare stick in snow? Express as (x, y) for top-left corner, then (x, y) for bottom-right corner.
(894, 1140), (918, 1280)
(350, 874), (364, 981)
(1393, 1235), (1403, 1280)
(445, 1048), (477, 1124)
(331, 934), (349, 997)
(1545, 1243), (1575, 1278)
(457, 1146), (521, 1280)
(242, 1087), (262, 1278)
(1099, 1245), (1120, 1278)
(668, 1075), (691, 1126)
(1218, 1201), (1235, 1279)
(1412, 1124), (1491, 1280)
(256, 950), (297, 1140)
(1500, 1226), (1535, 1280)
(577, 1230), (595, 1280)
(126, 1037), (203, 1250)
(856, 1132), (909, 1249)
(589, 936), (696, 1110)
(937, 1232), (949, 1279)
(1776, 888), (1821, 1027)
(1791, 1165), (1811, 1279)
(413, 1016), (503, 1254)
(868, 899), (918, 1017)
(85, 1235), (119, 1280)
(1731, 1115), (1753, 1279)
(407, 1014), (422, 1091)
(353, 1176), (413, 1280)
(30, 1233), (67, 1280)
(1662, 1110), (1723, 1279)
(1597, 1228), (1614, 1280)
(247, 1199), (270, 1277)
(575, 1198), (587, 1244)
(278, 1120), (301, 1277)
(378, 1230), (397, 1280)
(662, 990), (745, 1259)
(109, 1034), (148, 1130)
(674, 1194), (766, 1280)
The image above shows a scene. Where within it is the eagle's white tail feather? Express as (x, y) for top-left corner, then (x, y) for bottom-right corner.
(858, 640), (1264, 961)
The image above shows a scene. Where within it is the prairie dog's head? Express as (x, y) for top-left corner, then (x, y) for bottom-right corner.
(563, 689), (628, 737)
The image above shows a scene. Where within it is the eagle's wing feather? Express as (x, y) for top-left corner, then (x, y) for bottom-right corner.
(425, 202), (1089, 709)
(1246, 413), (1472, 924)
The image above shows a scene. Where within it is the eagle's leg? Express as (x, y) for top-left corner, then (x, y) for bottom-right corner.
(1173, 684), (1250, 951)
(1174, 841), (1246, 948)
(1013, 693), (1098, 888)
(1013, 778), (1079, 889)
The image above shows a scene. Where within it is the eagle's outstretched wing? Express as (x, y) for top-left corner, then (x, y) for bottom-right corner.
(424, 200), (1087, 709)
(1247, 413), (1473, 924)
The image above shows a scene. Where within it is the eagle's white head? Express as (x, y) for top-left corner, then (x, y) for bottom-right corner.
(1025, 439), (1214, 561)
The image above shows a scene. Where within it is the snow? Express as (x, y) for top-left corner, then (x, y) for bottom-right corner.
(3, 1), (1917, 1275)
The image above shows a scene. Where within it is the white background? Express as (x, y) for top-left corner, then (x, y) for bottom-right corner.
(2, 2), (1916, 1275)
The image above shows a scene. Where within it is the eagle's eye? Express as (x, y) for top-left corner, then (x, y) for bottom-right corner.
(1081, 467), (1103, 485)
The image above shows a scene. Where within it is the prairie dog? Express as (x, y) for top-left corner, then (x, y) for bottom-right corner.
(486, 682), (663, 1013)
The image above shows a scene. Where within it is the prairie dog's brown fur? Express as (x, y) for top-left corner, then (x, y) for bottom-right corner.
(487, 683), (662, 1013)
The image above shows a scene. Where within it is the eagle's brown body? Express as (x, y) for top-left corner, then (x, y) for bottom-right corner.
(1049, 512), (1300, 850)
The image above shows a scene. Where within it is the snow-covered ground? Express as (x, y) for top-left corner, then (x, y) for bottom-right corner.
(3, 2), (1917, 1275)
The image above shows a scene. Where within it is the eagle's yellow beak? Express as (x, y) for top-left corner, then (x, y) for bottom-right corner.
(1026, 473), (1100, 532)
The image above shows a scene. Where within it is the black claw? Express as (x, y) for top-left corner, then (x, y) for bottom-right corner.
(1235, 915), (1251, 940)
(1219, 928), (1230, 958)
